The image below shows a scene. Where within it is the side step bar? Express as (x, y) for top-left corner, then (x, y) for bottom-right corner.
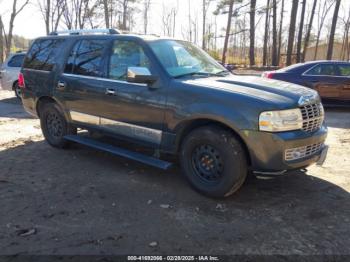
(64, 135), (173, 170)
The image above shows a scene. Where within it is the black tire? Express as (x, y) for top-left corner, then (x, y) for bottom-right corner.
(40, 102), (76, 148)
(180, 126), (248, 198)
(14, 82), (21, 99)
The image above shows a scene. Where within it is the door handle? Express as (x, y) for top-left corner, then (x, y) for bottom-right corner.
(105, 88), (116, 95)
(57, 81), (66, 90)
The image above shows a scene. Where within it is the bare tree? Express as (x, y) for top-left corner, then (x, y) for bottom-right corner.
(286, 0), (299, 66)
(296, 0), (307, 63)
(271, 0), (278, 66)
(220, 0), (234, 64)
(103, 0), (110, 28)
(277, 0), (284, 65)
(340, 7), (350, 60)
(38, 0), (66, 35)
(249, 0), (256, 66)
(313, 0), (334, 60)
(6, 0), (30, 57)
(303, 0), (317, 62)
(202, 0), (212, 50)
(327, 0), (341, 60)
(63, 0), (99, 30)
(262, 0), (270, 66)
(143, 0), (151, 34)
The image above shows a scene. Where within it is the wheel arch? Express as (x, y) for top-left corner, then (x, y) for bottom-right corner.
(35, 96), (68, 119)
(12, 80), (18, 90)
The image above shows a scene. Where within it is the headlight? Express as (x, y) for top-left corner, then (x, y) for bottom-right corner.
(259, 108), (303, 132)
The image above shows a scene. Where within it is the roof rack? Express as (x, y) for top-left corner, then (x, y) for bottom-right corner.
(49, 28), (121, 36)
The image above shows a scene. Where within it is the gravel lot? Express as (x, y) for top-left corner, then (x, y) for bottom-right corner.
(0, 90), (349, 257)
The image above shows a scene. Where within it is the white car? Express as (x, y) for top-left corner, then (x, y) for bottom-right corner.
(0, 52), (26, 98)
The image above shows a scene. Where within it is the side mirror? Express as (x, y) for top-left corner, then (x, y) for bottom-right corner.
(127, 67), (158, 84)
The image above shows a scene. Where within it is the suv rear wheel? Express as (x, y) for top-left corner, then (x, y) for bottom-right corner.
(40, 102), (76, 148)
(180, 126), (248, 198)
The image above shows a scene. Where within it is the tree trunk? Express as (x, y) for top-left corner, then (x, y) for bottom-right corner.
(327, 0), (341, 60)
(262, 0), (270, 66)
(271, 0), (278, 66)
(103, 0), (110, 28)
(277, 0), (284, 65)
(122, 0), (128, 30)
(249, 0), (256, 66)
(303, 0), (317, 62)
(202, 0), (206, 50)
(222, 0), (234, 64)
(296, 0), (306, 63)
(45, 0), (51, 35)
(286, 0), (299, 66)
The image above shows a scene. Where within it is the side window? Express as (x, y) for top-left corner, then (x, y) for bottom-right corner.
(23, 39), (63, 71)
(337, 64), (350, 77)
(305, 64), (337, 76)
(8, 55), (25, 67)
(64, 39), (106, 77)
(108, 40), (150, 81)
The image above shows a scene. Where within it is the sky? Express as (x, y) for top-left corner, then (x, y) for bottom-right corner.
(0, 0), (348, 47)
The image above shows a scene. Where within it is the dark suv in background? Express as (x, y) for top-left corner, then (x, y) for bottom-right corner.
(20, 29), (328, 198)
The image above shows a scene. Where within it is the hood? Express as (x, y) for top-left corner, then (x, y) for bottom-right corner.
(183, 75), (319, 107)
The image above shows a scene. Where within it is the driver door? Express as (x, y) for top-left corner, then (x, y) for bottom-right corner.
(98, 39), (167, 146)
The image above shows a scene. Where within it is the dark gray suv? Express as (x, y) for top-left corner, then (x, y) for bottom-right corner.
(20, 29), (328, 197)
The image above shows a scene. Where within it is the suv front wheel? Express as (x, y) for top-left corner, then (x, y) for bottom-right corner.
(40, 102), (77, 148)
(180, 126), (248, 198)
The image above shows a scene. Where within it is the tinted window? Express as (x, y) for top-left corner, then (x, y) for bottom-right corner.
(337, 64), (350, 76)
(65, 39), (106, 77)
(109, 40), (150, 80)
(8, 55), (25, 67)
(23, 39), (63, 71)
(305, 64), (337, 76)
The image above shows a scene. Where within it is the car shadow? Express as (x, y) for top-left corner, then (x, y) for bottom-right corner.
(0, 97), (34, 119)
(0, 139), (349, 255)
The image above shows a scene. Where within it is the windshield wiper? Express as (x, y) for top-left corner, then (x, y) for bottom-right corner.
(174, 72), (212, 79)
(213, 70), (230, 76)
(174, 71), (229, 79)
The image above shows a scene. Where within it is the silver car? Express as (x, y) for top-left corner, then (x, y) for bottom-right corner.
(0, 52), (26, 98)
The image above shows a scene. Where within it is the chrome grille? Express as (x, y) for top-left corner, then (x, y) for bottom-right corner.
(285, 143), (323, 161)
(300, 103), (324, 132)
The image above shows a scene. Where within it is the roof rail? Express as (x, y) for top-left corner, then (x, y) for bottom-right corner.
(49, 28), (121, 36)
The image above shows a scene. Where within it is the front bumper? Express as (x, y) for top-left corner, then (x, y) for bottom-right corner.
(242, 125), (328, 173)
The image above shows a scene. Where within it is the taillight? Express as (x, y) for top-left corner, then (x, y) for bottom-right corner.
(18, 73), (25, 88)
(263, 72), (275, 79)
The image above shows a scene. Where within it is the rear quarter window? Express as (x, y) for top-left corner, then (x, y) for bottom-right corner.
(8, 55), (25, 67)
(23, 39), (64, 71)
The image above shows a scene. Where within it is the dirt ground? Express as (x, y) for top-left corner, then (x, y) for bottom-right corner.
(0, 90), (349, 258)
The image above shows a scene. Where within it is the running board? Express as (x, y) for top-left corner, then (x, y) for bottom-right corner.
(64, 135), (173, 170)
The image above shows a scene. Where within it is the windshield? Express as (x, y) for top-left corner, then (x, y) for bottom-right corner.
(149, 40), (227, 77)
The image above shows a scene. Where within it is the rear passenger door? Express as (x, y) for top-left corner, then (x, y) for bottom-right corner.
(58, 38), (112, 125)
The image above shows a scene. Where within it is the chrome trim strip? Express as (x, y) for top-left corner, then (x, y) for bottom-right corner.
(62, 73), (148, 87)
(23, 68), (51, 74)
(70, 111), (100, 125)
(69, 110), (162, 144)
(100, 117), (162, 144)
